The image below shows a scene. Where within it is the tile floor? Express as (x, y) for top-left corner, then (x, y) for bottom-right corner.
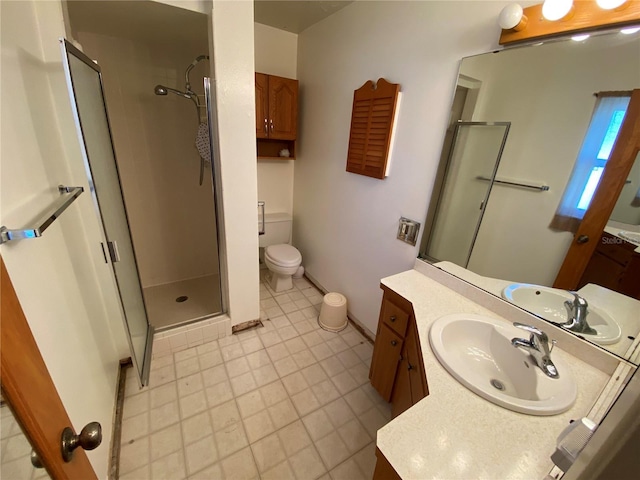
(121, 273), (389, 479)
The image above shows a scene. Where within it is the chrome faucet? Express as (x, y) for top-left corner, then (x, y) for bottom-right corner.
(511, 323), (559, 378)
(562, 292), (597, 335)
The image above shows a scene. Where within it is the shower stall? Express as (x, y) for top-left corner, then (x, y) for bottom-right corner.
(66, 1), (224, 331)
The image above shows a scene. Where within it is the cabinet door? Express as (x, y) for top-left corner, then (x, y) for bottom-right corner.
(255, 73), (269, 139)
(268, 75), (298, 140)
(405, 323), (428, 405)
(369, 324), (403, 401)
(390, 354), (412, 418)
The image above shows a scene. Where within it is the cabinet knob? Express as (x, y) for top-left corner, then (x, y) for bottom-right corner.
(408, 363), (414, 371)
(264, 118), (268, 135)
(577, 235), (589, 244)
(389, 316), (396, 323)
(270, 119), (274, 132)
(391, 340), (398, 346)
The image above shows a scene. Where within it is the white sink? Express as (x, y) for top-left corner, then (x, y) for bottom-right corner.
(429, 314), (577, 416)
(618, 231), (640, 245)
(501, 284), (622, 345)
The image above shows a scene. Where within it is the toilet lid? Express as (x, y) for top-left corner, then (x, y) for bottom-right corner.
(265, 244), (302, 267)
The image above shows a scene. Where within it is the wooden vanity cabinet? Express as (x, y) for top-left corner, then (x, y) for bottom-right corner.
(578, 231), (640, 300)
(369, 286), (429, 418)
(255, 73), (298, 159)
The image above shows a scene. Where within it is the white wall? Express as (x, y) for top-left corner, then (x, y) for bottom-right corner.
(294, 1), (514, 334)
(0, 1), (129, 476)
(75, 30), (219, 288)
(465, 37), (640, 285)
(211, 0), (260, 326)
(254, 22), (298, 216)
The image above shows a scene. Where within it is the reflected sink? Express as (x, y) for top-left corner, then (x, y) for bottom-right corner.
(429, 314), (577, 416)
(502, 284), (621, 345)
(618, 231), (640, 245)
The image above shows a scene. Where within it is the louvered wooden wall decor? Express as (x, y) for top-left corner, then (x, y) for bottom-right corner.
(346, 78), (400, 180)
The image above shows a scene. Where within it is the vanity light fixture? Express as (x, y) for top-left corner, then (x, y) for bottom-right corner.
(498, 3), (528, 31)
(571, 33), (591, 41)
(596, 0), (628, 10)
(621, 25), (640, 33)
(499, 1), (640, 45)
(542, 0), (574, 21)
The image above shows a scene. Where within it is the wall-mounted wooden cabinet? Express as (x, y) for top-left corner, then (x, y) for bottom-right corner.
(369, 287), (429, 419)
(255, 73), (298, 160)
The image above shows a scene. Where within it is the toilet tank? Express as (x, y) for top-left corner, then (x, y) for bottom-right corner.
(259, 212), (292, 247)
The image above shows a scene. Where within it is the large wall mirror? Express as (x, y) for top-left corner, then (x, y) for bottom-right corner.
(420, 29), (640, 364)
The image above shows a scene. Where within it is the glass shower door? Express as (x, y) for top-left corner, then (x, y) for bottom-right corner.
(60, 39), (153, 385)
(425, 122), (511, 267)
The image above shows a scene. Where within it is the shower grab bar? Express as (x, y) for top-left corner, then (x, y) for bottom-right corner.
(258, 201), (265, 236)
(0, 185), (84, 244)
(476, 175), (549, 192)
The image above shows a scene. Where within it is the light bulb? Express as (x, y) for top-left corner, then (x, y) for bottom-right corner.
(499, 4), (526, 30)
(596, 0), (627, 10)
(621, 26), (640, 34)
(542, 0), (574, 21)
(571, 34), (590, 41)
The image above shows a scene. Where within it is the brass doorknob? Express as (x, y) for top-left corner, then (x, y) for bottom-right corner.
(61, 422), (102, 462)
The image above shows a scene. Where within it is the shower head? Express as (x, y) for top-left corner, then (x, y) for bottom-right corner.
(154, 84), (192, 99)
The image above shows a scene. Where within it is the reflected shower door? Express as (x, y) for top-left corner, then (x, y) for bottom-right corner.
(60, 40), (153, 386)
(425, 122), (510, 267)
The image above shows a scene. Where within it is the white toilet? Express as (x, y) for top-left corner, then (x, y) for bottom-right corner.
(259, 213), (302, 292)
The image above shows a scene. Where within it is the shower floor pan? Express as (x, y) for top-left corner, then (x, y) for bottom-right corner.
(144, 274), (222, 330)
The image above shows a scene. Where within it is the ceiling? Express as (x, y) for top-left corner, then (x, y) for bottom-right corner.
(66, 1), (209, 49)
(254, 1), (354, 34)
(66, 1), (353, 47)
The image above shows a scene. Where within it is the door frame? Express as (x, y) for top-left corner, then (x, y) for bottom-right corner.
(554, 89), (640, 289)
(1, 257), (98, 479)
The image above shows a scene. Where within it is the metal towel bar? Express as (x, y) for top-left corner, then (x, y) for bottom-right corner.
(476, 175), (549, 192)
(0, 185), (84, 244)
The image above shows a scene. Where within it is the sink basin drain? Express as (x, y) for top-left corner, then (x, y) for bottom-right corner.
(490, 379), (505, 391)
(176, 296), (188, 303)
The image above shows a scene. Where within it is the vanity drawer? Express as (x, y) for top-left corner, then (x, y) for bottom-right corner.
(381, 299), (410, 337)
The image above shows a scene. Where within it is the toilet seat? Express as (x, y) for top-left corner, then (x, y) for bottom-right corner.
(265, 244), (301, 267)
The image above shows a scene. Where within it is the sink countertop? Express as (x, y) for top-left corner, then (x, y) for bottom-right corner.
(377, 268), (611, 480)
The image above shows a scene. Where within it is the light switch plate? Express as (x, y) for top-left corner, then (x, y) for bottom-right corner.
(397, 217), (421, 246)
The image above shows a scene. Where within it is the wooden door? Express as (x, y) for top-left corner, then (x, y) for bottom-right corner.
(1, 258), (97, 479)
(554, 89), (640, 289)
(268, 75), (298, 140)
(255, 73), (269, 139)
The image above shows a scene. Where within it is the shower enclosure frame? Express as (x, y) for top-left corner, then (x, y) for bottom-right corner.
(422, 121), (511, 268)
(60, 38), (154, 385)
(60, 38), (229, 384)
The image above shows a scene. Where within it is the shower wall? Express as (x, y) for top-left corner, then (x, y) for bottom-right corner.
(75, 30), (218, 288)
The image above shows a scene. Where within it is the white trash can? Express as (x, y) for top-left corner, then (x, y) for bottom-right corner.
(318, 292), (348, 332)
